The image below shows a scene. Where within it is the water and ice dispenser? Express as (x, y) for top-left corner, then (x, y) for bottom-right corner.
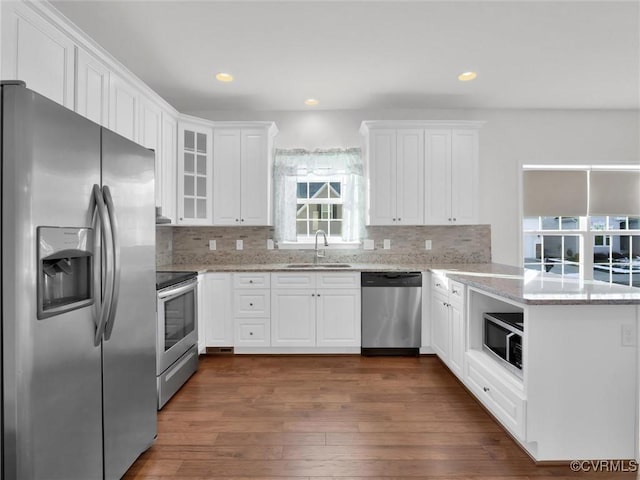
(37, 227), (94, 319)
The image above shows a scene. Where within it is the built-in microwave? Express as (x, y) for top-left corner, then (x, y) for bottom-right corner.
(483, 312), (523, 378)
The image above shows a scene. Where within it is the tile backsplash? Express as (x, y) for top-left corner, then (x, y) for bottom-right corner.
(157, 224), (491, 266)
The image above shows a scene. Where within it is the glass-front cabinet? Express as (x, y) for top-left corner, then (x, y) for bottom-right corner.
(177, 120), (213, 224)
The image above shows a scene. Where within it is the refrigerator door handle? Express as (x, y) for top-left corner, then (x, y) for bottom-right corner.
(103, 185), (121, 341)
(92, 184), (115, 346)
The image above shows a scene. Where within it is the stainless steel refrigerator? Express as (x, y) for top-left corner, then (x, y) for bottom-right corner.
(0, 81), (157, 479)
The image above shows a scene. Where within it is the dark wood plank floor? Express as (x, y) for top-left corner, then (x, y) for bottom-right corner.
(124, 355), (633, 479)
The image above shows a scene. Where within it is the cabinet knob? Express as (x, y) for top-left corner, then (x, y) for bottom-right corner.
(311, 293), (315, 297)
(249, 303), (253, 307)
(249, 280), (254, 283)
(453, 218), (457, 221)
(241, 219), (245, 222)
(435, 283), (441, 287)
(317, 293), (321, 297)
(392, 218), (396, 222)
(452, 289), (458, 294)
(448, 218), (451, 221)
(235, 218), (239, 222)
(398, 218), (401, 221)
(249, 332), (253, 336)
(483, 387), (490, 393)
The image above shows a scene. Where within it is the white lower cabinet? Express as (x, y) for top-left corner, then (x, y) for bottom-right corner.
(269, 272), (361, 352)
(199, 273), (233, 351)
(430, 274), (465, 379)
(233, 273), (271, 349)
(465, 350), (526, 441)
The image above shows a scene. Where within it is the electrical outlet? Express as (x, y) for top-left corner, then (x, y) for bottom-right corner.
(363, 239), (374, 250)
(425, 240), (432, 250)
(622, 324), (636, 346)
(267, 239), (274, 250)
(383, 239), (391, 250)
(236, 239), (243, 250)
(208, 240), (216, 251)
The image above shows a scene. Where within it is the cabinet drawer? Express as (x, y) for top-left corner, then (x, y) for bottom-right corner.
(317, 272), (360, 289)
(271, 272), (316, 288)
(235, 318), (270, 346)
(448, 280), (465, 306)
(234, 289), (270, 317)
(465, 352), (526, 440)
(431, 272), (448, 295)
(233, 272), (270, 289)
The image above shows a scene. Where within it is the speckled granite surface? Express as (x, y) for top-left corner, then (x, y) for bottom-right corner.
(158, 261), (640, 305)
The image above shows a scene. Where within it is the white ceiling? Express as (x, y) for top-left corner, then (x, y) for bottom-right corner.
(51, 0), (639, 112)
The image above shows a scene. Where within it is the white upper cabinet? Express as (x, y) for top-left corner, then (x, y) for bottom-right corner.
(109, 74), (138, 141)
(425, 128), (479, 225)
(75, 47), (110, 126)
(137, 96), (162, 207)
(159, 111), (178, 223)
(177, 119), (213, 224)
(1, 2), (75, 108)
(364, 128), (424, 225)
(362, 121), (482, 226)
(213, 123), (277, 226)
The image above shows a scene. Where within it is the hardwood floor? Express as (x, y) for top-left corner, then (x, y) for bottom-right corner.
(124, 355), (632, 479)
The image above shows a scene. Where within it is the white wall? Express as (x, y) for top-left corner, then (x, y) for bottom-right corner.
(188, 107), (640, 266)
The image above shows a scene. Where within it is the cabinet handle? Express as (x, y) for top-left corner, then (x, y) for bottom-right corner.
(435, 283), (441, 287)
(452, 289), (458, 294)
(483, 387), (490, 393)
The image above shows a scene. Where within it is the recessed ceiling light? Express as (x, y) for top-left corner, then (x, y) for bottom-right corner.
(304, 98), (319, 106)
(216, 72), (234, 83)
(458, 71), (477, 82)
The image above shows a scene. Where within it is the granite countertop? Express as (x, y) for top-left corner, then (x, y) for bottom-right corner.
(159, 262), (640, 305)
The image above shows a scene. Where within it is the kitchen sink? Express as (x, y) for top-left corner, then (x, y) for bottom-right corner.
(286, 263), (352, 269)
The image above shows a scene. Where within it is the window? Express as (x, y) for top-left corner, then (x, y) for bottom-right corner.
(522, 166), (640, 288)
(273, 149), (363, 244)
(296, 179), (344, 238)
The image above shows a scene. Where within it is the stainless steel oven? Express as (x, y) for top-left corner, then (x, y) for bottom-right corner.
(156, 271), (198, 409)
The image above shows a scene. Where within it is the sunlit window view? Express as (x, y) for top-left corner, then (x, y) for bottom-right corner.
(296, 179), (344, 238)
(523, 216), (640, 287)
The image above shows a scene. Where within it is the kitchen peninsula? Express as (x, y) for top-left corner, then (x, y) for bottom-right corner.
(164, 260), (640, 462)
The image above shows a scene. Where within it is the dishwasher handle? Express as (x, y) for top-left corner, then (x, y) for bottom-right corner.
(361, 272), (422, 287)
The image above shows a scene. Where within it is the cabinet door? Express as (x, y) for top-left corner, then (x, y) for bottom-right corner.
(138, 97), (162, 207)
(109, 75), (138, 141)
(240, 128), (271, 225)
(159, 112), (177, 223)
(202, 273), (233, 347)
(396, 129), (424, 225)
(316, 289), (361, 347)
(1, 2), (75, 108)
(430, 290), (450, 361)
(271, 289), (315, 347)
(449, 300), (464, 378)
(177, 123), (213, 224)
(451, 129), (479, 224)
(424, 129), (452, 225)
(75, 47), (109, 126)
(367, 129), (397, 225)
(213, 129), (242, 225)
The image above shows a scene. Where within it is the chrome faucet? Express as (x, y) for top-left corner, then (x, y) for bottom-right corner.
(314, 229), (329, 262)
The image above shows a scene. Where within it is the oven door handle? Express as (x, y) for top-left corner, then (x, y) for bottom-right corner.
(505, 332), (517, 363)
(158, 281), (197, 300)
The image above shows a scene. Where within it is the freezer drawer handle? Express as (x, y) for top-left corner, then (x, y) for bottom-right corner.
(91, 184), (114, 346)
(103, 185), (120, 341)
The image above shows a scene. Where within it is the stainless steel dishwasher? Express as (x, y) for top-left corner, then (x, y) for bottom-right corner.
(361, 272), (422, 356)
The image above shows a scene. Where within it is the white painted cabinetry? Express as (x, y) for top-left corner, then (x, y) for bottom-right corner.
(109, 74), (139, 141)
(177, 118), (213, 224)
(430, 272), (465, 379)
(362, 127), (424, 225)
(213, 123), (277, 226)
(361, 121), (483, 226)
(233, 273), (271, 348)
(425, 129), (479, 225)
(269, 272), (361, 352)
(199, 273), (233, 350)
(75, 47), (110, 126)
(1, 1), (75, 109)
(159, 112), (178, 223)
